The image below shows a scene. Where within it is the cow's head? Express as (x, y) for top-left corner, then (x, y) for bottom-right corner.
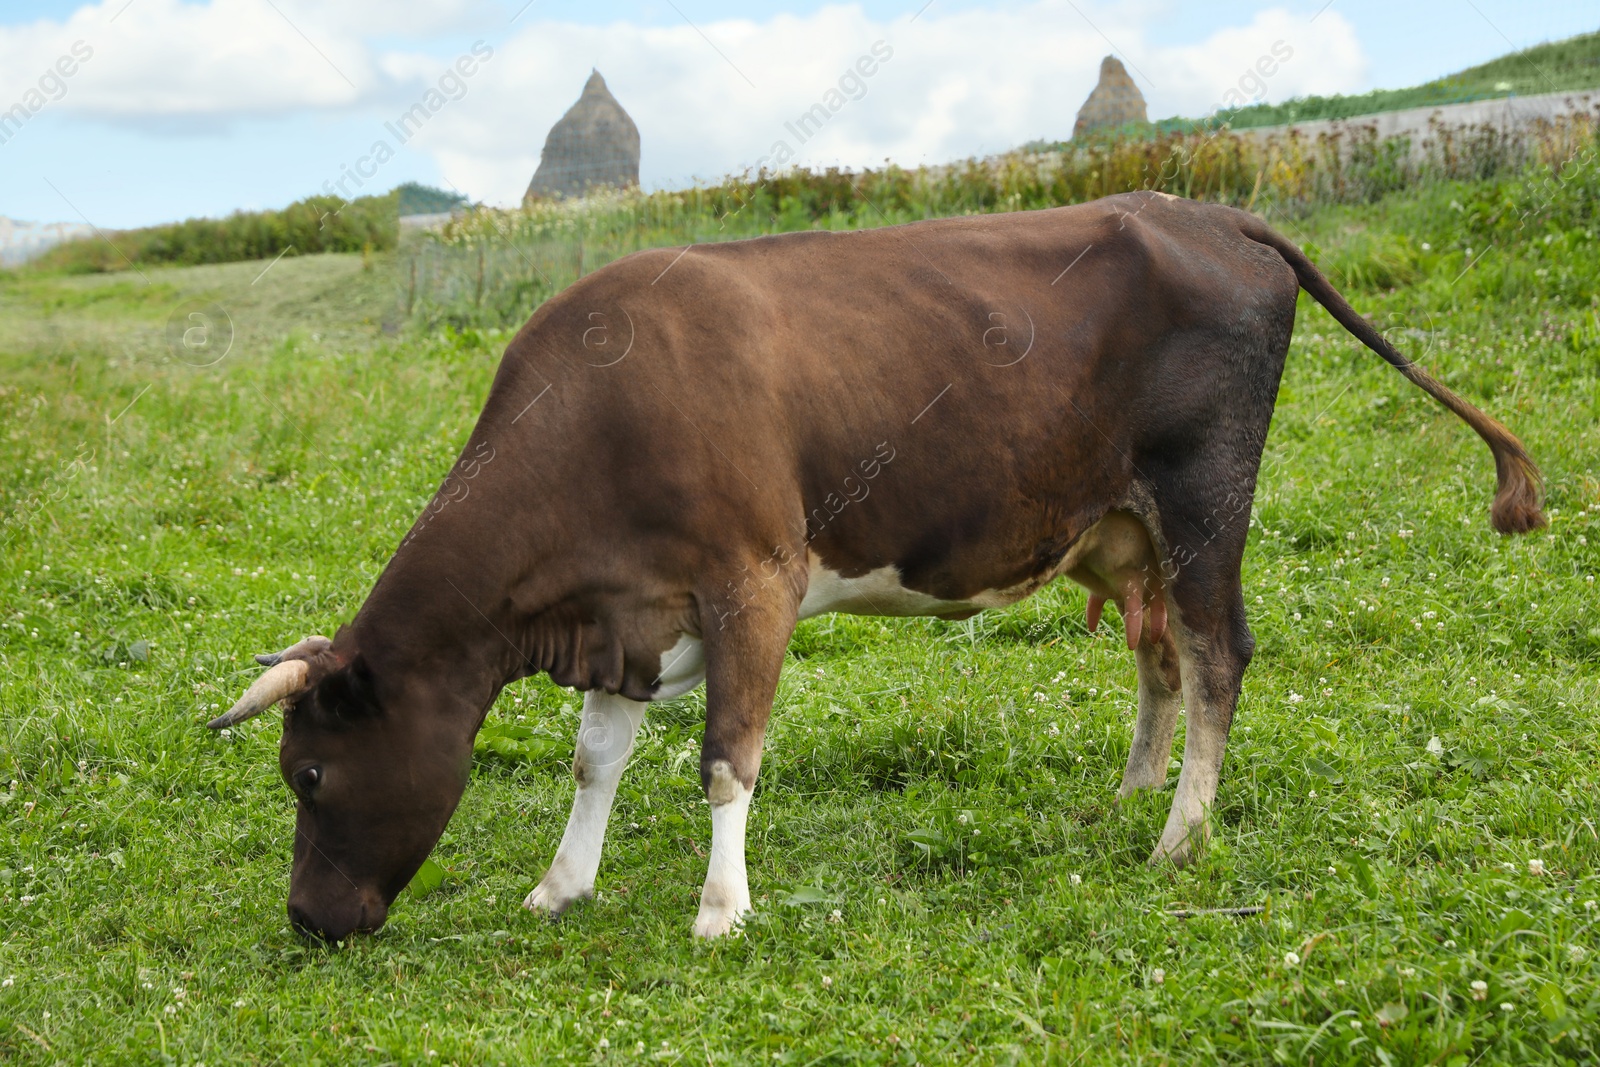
(208, 635), (474, 942)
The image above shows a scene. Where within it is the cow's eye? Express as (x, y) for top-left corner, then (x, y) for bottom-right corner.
(294, 766), (322, 797)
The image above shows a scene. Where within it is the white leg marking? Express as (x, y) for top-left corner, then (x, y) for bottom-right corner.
(524, 691), (645, 915)
(1152, 627), (1228, 866)
(693, 759), (754, 939)
(1118, 640), (1182, 799)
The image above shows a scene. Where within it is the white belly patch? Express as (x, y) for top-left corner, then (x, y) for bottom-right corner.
(796, 550), (1046, 620)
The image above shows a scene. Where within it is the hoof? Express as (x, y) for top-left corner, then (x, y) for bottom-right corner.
(1115, 778), (1163, 803)
(523, 877), (591, 917)
(692, 906), (748, 939)
(1149, 827), (1204, 868)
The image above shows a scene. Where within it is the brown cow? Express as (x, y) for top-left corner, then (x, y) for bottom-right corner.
(210, 191), (1543, 941)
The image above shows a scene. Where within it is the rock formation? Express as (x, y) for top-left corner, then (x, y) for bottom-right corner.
(524, 70), (641, 201)
(1073, 56), (1148, 139)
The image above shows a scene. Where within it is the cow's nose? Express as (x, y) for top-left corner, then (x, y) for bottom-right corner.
(287, 901), (321, 940)
(287, 900), (353, 943)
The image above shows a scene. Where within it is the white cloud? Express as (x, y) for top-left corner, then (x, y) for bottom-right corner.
(0, 0), (494, 118)
(0, 0), (1367, 204)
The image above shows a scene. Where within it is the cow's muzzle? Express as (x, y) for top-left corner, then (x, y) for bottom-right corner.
(287, 888), (389, 943)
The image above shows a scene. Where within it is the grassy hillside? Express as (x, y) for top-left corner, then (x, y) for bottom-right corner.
(1220, 29), (1600, 129)
(0, 151), (1597, 1063)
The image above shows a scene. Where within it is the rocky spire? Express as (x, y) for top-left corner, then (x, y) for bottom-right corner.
(524, 70), (641, 201)
(1073, 56), (1149, 139)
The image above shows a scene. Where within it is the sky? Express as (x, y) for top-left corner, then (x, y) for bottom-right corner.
(0, 0), (1594, 229)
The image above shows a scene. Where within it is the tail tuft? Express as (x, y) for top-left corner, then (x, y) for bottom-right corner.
(1490, 447), (1547, 534)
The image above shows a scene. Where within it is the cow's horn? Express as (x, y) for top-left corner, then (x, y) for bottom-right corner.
(207, 660), (309, 729)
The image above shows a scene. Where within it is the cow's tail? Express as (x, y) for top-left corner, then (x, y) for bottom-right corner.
(1241, 217), (1546, 535)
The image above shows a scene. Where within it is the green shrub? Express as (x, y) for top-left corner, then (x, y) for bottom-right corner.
(30, 190), (399, 273)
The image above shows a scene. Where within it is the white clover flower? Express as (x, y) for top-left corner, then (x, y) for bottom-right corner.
(1528, 858), (1545, 876)
(1069, 874), (1082, 886)
(1569, 945), (1586, 962)
(1288, 692), (1304, 704)
(822, 976), (832, 988)
(1151, 968), (1165, 985)
(1284, 952), (1301, 967)
(828, 909), (842, 923)
(598, 1038), (609, 1050)
(1400, 967), (1415, 978)
(1350, 1019), (1362, 1030)
(1335, 979), (1347, 987)
(1470, 980), (1488, 1000)
(1500, 1002), (1514, 1013)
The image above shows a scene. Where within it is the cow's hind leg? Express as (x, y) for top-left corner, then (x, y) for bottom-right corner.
(1119, 632), (1182, 798)
(1150, 545), (1254, 867)
(1060, 511), (1183, 800)
(524, 691), (645, 915)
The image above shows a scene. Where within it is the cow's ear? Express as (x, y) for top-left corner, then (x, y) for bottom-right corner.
(312, 654), (380, 723)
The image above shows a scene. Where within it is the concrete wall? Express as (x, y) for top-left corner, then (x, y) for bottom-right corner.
(1239, 88), (1600, 150)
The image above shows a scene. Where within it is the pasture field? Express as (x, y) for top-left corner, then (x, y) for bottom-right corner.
(1, 163), (1599, 1064)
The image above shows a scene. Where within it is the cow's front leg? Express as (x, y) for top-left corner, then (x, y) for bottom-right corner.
(696, 757), (755, 938)
(524, 691), (645, 915)
(694, 594), (796, 938)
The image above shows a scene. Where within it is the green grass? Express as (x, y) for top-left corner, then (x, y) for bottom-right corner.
(1218, 29), (1600, 130)
(1, 160), (1598, 1064)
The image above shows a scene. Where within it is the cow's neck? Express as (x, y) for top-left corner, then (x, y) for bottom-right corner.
(344, 502), (549, 725)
